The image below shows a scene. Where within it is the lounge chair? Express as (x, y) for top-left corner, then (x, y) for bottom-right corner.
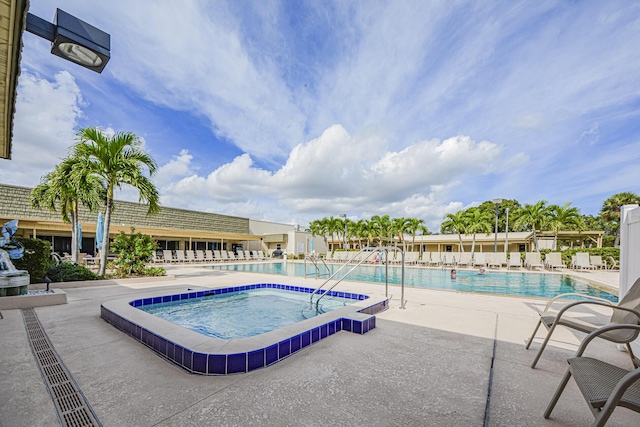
(185, 250), (197, 262)
(457, 252), (472, 268)
(205, 250), (215, 262)
(152, 251), (163, 263)
(428, 252), (442, 267)
(575, 252), (595, 271)
(258, 250), (267, 260)
(196, 250), (205, 262)
(526, 277), (640, 369)
(507, 252), (522, 270)
(544, 252), (565, 270)
(524, 252), (544, 270)
(163, 249), (175, 263)
(213, 250), (223, 262)
(244, 250), (252, 261)
(404, 252), (419, 265)
(544, 323), (640, 426)
(590, 255), (606, 270)
(418, 252), (431, 266)
(236, 251), (245, 261)
(442, 254), (455, 268)
(472, 253), (486, 268)
(608, 256), (619, 270)
(487, 252), (507, 269)
(227, 251), (237, 261)
(175, 250), (186, 263)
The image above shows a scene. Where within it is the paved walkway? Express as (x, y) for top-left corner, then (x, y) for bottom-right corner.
(1, 265), (637, 426)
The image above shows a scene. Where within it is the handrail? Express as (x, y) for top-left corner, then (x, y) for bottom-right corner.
(303, 253), (330, 279)
(310, 246), (406, 310)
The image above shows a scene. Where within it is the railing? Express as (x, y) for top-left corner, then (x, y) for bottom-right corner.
(303, 253), (331, 279)
(310, 246), (406, 311)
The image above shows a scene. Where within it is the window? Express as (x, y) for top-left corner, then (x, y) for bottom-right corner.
(445, 245), (452, 252)
(519, 244), (526, 252)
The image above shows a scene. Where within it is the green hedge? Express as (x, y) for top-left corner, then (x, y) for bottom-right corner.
(12, 238), (51, 284)
(46, 263), (98, 282)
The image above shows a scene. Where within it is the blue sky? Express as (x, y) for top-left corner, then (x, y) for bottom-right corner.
(1, 0), (639, 232)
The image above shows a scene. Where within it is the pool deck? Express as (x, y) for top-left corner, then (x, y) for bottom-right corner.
(1, 264), (637, 426)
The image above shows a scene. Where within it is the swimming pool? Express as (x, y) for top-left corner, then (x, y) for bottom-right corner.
(101, 283), (388, 375)
(211, 262), (618, 302)
(139, 288), (355, 339)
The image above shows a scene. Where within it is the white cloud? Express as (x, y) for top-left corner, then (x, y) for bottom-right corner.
(0, 71), (83, 186)
(156, 125), (522, 228)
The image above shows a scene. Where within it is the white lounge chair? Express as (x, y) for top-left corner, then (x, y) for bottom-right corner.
(457, 252), (472, 268)
(196, 250), (205, 262)
(163, 249), (175, 263)
(175, 250), (186, 263)
(524, 252), (544, 270)
(205, 250), (215, 262)
(544, 252), (565, 270)
(185, 250), (197, 262)
(488, 252), (507, 269)
(236, 251), (245, 261)
(472, 253), (486, 268)
(575, 252), (595, 271)
(418, 252), (431, 266)
(429, 252), (442, 267)
(590, 255), (605, 270)
(507, 252), (522, 270)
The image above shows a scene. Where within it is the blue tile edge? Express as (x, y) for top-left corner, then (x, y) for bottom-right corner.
(102, 283), (388, 375)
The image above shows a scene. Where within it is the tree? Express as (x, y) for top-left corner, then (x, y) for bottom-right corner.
(600, 192), (640, 247)
(548, 203), (583, 250)
(72, 127), (160, 276)
(441, 211), (467, 252)
(512, 200), (550, 252)
(392, 217), (411, 251)
(30, 157), (104, 262)
(406, 218), (427, 252)
(464, 208), (492, 255)
(371, 215), (392, 246)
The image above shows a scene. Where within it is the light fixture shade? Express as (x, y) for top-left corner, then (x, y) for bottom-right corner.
(50, 9), (110, 73)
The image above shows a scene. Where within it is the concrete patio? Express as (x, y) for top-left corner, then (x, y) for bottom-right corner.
(1, 265), (637, 426)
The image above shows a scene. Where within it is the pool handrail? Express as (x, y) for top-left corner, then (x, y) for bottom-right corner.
(310, 246), (406, 311)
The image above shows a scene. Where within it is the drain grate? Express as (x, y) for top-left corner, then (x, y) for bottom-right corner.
(21, 308), (102, 427)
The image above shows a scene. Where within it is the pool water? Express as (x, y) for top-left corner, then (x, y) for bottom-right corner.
(211, 262), (618, 302)
(139, 288), (354, 339)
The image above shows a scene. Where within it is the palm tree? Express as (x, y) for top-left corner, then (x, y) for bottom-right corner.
(600, 192), (640, 247)
(72, 127), (160, 276)
(371, 215), (392, 246)
(512, 200), (550, 252)
(464, 208), (492, 255)
(441, 211), (467, 252)
(352, 219), (369, 249)
(405, 218), (426, 252)
(30, 157), (104, 262)
(392, 217), (411, 252)
(548, 203), (583, 250)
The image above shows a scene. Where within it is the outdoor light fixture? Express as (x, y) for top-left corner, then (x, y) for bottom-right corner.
(492, 198), (503, 252)
(25, 9), (110, 73)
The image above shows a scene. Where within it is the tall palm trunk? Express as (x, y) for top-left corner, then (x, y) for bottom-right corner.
(98, 195), (113, 276)
(70, 208), (78, 263)
(457, 232), (464, 252)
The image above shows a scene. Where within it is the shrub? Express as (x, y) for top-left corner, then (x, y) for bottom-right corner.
(109, 227), (164, 277)
(12, 238), (51, 284)
(559, 247), (619, 266)
(46, 262), (98, 282)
